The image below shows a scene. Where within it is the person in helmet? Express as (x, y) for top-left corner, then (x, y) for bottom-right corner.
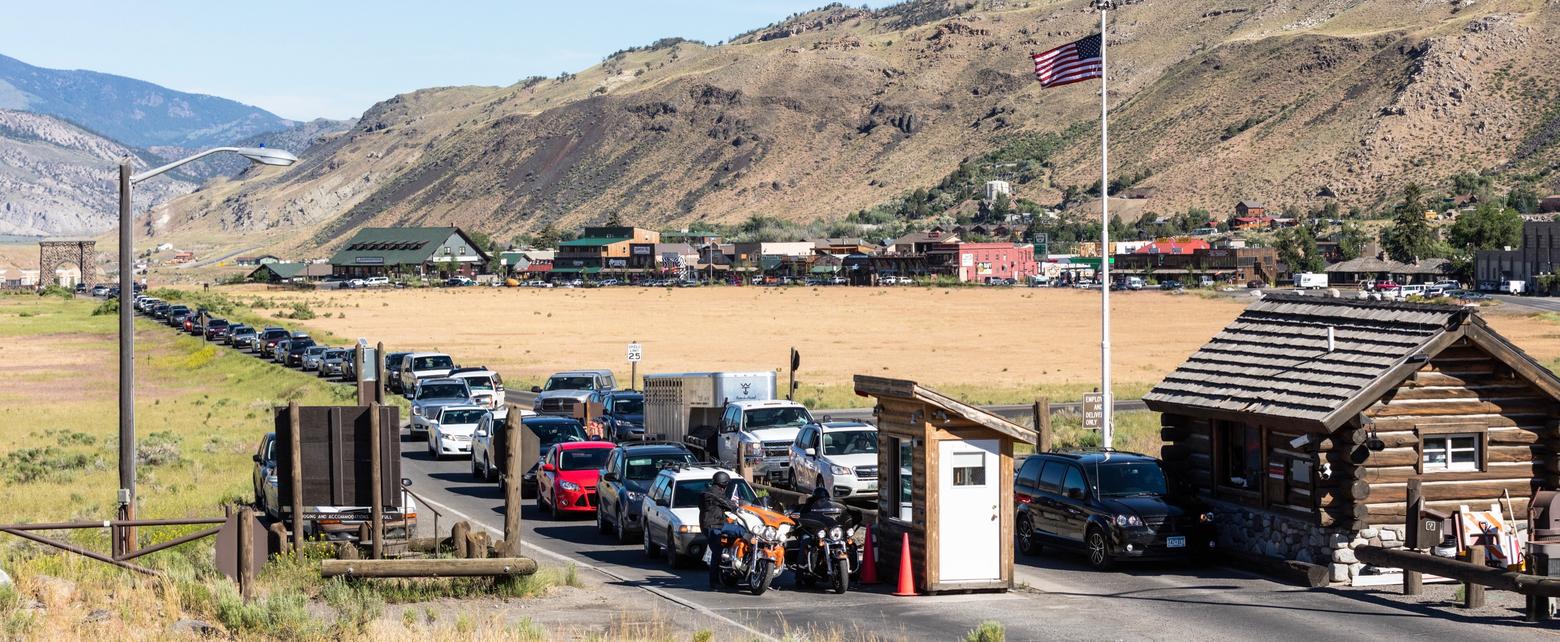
(699, 471), (740, 587)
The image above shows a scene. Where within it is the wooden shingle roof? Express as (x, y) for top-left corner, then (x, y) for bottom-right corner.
(1144, 294), (1478, 429)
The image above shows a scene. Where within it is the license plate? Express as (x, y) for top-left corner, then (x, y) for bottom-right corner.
(865, 482), (877, 491)
(1167, 536), (1186, 548)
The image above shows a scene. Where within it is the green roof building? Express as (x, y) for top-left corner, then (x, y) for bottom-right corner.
(328, 227), (490, 278)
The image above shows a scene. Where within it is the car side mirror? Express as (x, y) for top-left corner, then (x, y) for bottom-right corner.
(542, 463), (557, 472)
(804, 447), (816, 457)
(1066, 488), (1084, 500)
(401, 478), (413, 488)
(531, 386), (542, 393)
(602, 471), (618, 482)
(252, 454), (260, 463)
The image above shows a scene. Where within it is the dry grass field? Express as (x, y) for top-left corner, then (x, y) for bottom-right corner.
(222, 285), (1253, 407)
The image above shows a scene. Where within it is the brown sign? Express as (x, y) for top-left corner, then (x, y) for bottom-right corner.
(274, 405), (401, 511)
(215, 512), (267, 581)
(1081, 393), (1105, 430)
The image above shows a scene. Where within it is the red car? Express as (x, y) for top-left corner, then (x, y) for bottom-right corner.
(537, 441), (614, 516)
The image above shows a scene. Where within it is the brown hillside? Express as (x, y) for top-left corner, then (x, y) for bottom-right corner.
(147, 0), (1560, 258)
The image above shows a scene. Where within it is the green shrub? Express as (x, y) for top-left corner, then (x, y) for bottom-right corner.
(37, 285), (72, 299)
(91, 298), (119, 315)
(286, 302), (317, 320)
(0, 447), (94, 483)
(964, 621), (1006, 642)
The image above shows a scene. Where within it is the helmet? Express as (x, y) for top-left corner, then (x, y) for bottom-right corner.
(811, 486), (830, 501)
(712, 471), (731, 488)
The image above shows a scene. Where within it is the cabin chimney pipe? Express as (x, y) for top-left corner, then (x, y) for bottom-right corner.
(1327, 326), (1335, 353)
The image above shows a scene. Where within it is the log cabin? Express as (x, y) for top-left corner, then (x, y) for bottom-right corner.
(1143, 294), (1560, 583)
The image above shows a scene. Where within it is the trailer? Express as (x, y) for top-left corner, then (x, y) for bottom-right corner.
(1293, 272), (1328, 289)
(642, 371), (776, 458)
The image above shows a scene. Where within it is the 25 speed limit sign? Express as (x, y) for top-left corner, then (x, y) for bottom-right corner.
(627, 342), (643, 362)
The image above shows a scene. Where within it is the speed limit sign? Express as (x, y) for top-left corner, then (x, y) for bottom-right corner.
(627, 342), (642, 362)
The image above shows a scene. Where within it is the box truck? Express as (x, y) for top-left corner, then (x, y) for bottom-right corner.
(642, 371), (814, 483)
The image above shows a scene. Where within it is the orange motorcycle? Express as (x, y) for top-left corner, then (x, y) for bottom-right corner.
(703, 502), (795, 595)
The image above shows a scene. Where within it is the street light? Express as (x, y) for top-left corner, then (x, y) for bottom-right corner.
(115, 146), (297, 554)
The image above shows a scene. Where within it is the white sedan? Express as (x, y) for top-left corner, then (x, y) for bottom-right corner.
(428, 406), (491, 459)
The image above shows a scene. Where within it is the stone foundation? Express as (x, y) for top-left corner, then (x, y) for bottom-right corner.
(1209, 500), (1408, 583)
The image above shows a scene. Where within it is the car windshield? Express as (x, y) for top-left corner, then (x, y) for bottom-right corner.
(672, 478), (756, 508)
(745, 407), (813, 429)
(1094, 462), (1169, 498)
(560, 448), (612, 471)
(325, 350), (347, 359)
(613, 397), (644, 414)
(625, 453), (693, 480)
(291, 339), (315, 349)
(307, 347), (326, 355)
(417, 384), (467, 400)
(544, 376), (596, 391)
(823, 430), (878, 456)
(527, 420), (587, 446)
(414, 355), (453, 370)
(461, 376), (494, 391)
(439, 409), (486, 425)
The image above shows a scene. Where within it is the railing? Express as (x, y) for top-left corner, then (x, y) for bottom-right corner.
(0, 516), (228, 576)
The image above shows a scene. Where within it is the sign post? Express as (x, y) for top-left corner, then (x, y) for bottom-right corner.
(788, 348), (800, 401)
(1081, 393), (1105, 432)
(627, 341), (642, 390)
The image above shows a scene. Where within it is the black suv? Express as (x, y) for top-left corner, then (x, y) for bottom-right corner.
(1015, 450), (1212, 569)
(589, 390), (645, 441)
(594, 442), (694, 542)
(284, 336), (317, 367)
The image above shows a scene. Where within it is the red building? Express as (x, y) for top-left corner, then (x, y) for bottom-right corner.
(926, 242), (1038, 283)
(1134, 239), (1210, 255)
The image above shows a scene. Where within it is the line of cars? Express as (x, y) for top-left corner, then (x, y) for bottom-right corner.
(134, 293), (1213, 577)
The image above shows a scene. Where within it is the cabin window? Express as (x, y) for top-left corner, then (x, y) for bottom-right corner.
(1423, 434), (1480, 472)
(951, 452), (987, 486)
(886, 436), (918, 521)
(1216, 421), (1262, 491)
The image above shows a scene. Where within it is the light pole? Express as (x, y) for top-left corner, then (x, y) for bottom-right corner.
(116, 146), (297, 553)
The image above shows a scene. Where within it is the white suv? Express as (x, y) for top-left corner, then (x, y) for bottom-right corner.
(789, 421), (879, 499)
(450, 367), (507, 418)
(639, 465), (757, 567)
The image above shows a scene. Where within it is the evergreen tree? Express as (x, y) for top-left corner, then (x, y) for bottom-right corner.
(1379, 183), (1439, 263)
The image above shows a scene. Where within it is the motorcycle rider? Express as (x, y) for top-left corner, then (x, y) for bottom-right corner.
(699, 471), (740, 587)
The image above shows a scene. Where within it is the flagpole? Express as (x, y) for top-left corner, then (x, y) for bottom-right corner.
(1098, 1), (1114, 450)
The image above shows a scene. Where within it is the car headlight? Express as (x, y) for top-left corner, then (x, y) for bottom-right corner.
(828, 526), (844, 540)
(1114, 514), (1143, 528)
(1200, 512), (1215, 524)
(829, 464), (853, 476)
(625, 491), (641, 502)
(412, 406), (422, 417)
(559, 480), (580, 491)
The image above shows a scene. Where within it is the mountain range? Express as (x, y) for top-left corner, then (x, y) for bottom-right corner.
(140, 0), (1560, 260)
(0, 53), (294, 149)
(6, 0), (1560, 252)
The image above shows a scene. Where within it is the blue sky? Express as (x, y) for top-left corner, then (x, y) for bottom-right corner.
(2, 1), (860, 121)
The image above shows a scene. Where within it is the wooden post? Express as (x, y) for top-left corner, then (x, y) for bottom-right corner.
(237, 507), (254, 603)
(502, 418), (522, 557)
(375, 342), (385, 404)
(268, 523), (289, 556)
(320, 557), (538, 578)
(288, 401), (304, 553)
(370, 402), (384, 560)
(357, 522), (370, 547)
(469, 531), (490, 559)
(1404, 478), (1423, 595)
(1465, 545), (1487, 609)
(1033, 398), (1051, 453)
(452, 521), (471, 559)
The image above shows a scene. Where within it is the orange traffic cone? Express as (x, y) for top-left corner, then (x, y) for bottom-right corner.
(860, 527), (879, 584)
(893, 532), (917, 596)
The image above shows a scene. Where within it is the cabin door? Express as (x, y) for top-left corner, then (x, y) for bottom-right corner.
(938, 439), (1001, 582)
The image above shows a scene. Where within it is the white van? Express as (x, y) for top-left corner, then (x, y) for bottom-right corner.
(365, 276), (390, 287)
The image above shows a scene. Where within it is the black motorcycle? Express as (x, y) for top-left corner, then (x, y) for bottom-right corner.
(786, 504), (859, 594)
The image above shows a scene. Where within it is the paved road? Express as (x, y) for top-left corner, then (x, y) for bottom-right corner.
(397, 432), (1553, 640)
(1491, 295), (1560, 313)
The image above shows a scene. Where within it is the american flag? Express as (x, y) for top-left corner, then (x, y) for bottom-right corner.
(1032, 33), (1103, 88)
